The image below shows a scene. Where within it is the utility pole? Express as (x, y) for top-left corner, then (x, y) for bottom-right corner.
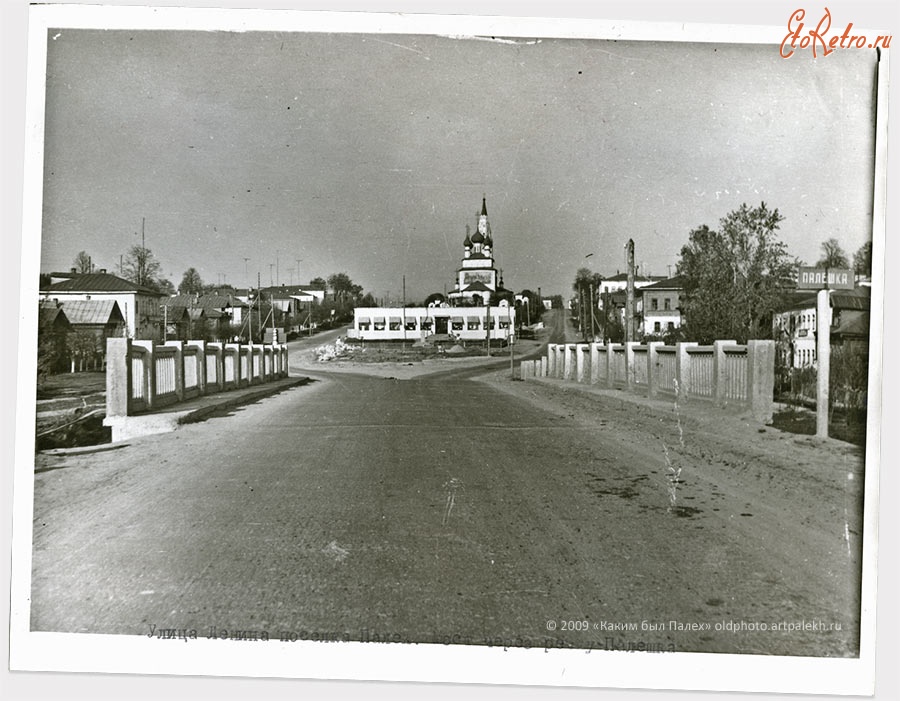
(625, 239), (635, 343)
(485, 299), (491, 357)
(509, 305), (514, 379)
(578, 283), (587, 341)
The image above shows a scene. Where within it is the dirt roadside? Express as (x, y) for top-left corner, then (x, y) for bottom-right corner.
(474, 367), (866, 655)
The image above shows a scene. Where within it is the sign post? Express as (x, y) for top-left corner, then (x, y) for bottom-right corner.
(796, 267), (854, 438)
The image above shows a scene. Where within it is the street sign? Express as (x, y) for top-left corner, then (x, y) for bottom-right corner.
(796, 266), (855, 290)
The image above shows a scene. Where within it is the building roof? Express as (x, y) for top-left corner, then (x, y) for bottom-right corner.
(639, 275), (687, 291)
(43, 272), (164, 296)
(461, 281), (493, 292)
(200, 294), (247, 309)
(164, 294), (242, 311)
(833, 313), (869, 339)
(57, 299), (124, 326)
(38, 301), (71, 330)
(603, 272), (664, 284)
(779, 285), (871, 313)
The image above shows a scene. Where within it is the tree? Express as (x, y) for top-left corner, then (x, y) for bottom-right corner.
(73, 251), (93, 274)
(423, 292), (446, 307)
(179, 267), (204, 295)
(816, 237), (850, 269)
(517, 289), (544, 326)
(677, 202), (796, 344)
(120, 244), (167, 291)
(572, 268), (602, 340)
(308, 277), (327, 289)
(156, 278), (176, 296)
(853, 241), (872, 277)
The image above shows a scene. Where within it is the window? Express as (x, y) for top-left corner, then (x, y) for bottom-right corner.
(467, 318), (480, 330)
(653, 322), (661, 332)
(405, 320), (417, 331)
(651, 298), (658, 311)
(664, 298), (671, 311)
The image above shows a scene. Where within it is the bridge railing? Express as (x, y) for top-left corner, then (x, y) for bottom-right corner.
(106, 338), (290, 418)
(520, 339), (775, 423)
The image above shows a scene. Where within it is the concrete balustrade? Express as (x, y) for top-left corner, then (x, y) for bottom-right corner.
(106, 338), (290, 419)
(524, 339), (775, 423)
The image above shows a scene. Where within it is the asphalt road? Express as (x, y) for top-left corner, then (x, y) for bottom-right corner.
(31, 326), (862, 657)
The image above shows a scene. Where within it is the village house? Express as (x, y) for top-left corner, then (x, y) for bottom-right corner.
(639, 275), (685, 337)
(772, 286), (871, 368)
(40, 271), (164, 340)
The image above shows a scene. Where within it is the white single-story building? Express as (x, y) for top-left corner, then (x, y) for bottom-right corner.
(348, 305), (515, 342)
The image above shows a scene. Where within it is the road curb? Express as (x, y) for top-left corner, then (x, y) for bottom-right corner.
(41, 377), (312, 454)
(176, 376), (311, 426)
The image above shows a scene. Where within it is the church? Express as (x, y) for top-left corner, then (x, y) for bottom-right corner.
(349, 197), (515, 342)
(448, 197), (506, 306)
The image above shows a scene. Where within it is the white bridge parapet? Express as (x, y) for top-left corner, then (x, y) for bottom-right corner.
(536, 340), (774, 423)
(105, 338), (289, 421)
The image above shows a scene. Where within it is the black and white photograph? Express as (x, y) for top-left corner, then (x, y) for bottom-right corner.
(5, 2), (896, 699)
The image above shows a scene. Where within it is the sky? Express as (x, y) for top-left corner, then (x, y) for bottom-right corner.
(38, 21), (879, 302)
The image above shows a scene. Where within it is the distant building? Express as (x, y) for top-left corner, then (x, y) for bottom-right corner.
(350, 197), (516, 342)
(598, 272), (665, 297)
(41, 271), (165, 340)
(639, 275), (685, 336)
(37, 301), (72, 374)
(349, 304), (514, 342)
(773, 286), (870, 367)
(448, 197), (512, 306)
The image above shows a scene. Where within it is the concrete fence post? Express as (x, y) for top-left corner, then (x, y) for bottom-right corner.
(164, 340), (185, 401)
(563, 344), (574, 381)
(714, 340), (736, 406)
(540, 356), (547, 378)
(106, 337), (131, 417)
(604, 343), (615, 389)
(576, 343), (588, 383)
(675, 342), (698, 400)
(547, 344), (557, 377)
(647, 341), (663, 398)
(589, 343), (600, 385)
(747, 340), (775, 424)
(625, 341), (638, 391)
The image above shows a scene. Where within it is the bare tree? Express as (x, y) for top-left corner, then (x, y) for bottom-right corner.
(120, 244), (172, 293)
(853, 241), (872, 277)
(73, 250), (93, 274)
(816, 238), (850, 269)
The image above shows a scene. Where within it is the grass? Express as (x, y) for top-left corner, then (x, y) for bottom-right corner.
(35, 371), (110, 450)
(769, 405), (867, 446)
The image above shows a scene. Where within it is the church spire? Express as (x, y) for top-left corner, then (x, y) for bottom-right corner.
(481, 195), (488, 217)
